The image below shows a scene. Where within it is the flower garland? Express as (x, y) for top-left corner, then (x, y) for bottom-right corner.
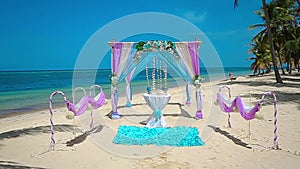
(134, 40), (179, 63)
(136, 40), (174, 52)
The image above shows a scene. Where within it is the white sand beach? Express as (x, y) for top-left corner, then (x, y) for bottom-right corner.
(0, 73), (300, 169)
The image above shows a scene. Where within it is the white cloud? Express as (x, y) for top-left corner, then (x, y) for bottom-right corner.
(184, 11), (207, 23)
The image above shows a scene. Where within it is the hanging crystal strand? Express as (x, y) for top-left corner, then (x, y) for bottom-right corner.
(145, 66), (151, 94)
(159, 61), (162, 90)
(156, 56), (159, 90)
(164, 62), (168, 90)
(152, 57), (156, 91)
(145, 66), (149, 86)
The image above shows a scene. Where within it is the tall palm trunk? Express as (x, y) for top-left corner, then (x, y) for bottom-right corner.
(288, 53), (292, 74)
(298, 60), (300, 72)
(262, 0), (283, 83)
(286, 53), (291, 72)
(276, 49), (286, 75)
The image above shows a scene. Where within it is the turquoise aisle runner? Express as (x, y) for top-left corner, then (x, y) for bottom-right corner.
(113, 126), (205, 147)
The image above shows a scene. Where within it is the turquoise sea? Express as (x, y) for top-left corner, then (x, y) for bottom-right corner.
(0, 67), (252, 115)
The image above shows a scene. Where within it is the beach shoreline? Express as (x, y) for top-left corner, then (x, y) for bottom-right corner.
(0, 72), (299, 168)
(0, 70), (249, 119)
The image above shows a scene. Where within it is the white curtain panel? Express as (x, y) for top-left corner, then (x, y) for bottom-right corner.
(116, 42), (134, 77)
(175, 42), (195, 80)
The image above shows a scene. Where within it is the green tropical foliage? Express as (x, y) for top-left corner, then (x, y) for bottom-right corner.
(235, 0), (300, 81)
(248, 34), (272, 74)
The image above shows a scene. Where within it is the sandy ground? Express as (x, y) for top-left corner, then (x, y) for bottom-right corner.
(0, 73), (300, 169)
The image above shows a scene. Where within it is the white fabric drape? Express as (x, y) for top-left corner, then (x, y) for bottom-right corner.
(110, 42), (133, 118)
(143, 93), (171, 111)
(125, 68), (135, 106)
(116, 42), (134, 77)
(196, 89), (203, 112)
(175, 42), (195, 105)
(143, 93), (171, 127)
(175, 42), (195, 81)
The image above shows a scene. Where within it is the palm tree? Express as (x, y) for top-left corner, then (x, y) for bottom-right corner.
(248, 54), (272, 75)
(248, 0), (299, 75)
(234, 0), (283, 83)
(248, 34), (272, 75)
(284, 37), (300, 73)
(248, 7), (287, 75)
(272, 0), (299, 74)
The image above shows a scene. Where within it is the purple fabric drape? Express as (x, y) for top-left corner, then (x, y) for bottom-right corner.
(49, 90), (106, 149)
(217, 93), (261, 120)
(66, 91), (106, 116)
(188, 41), (202, 119)
(188, 42), (200, 76)
(89, 91), (106, 109)
(195, 89), (203, 119)
(111, 42), (122, 115)
(112, 43), (123, 73)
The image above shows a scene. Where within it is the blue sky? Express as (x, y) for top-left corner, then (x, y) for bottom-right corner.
(0, 0), (263, 71)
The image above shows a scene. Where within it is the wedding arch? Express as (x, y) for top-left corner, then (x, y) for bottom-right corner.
(108, 40), (203, 120)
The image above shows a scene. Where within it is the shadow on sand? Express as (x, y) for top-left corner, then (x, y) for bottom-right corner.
(208, 125), (251, 149)
(0, 124), (75, 141)
(66, 125), (104, 146)
(0, 160), (46, 169)
(0, 124), (104, 147)
(106, 102), (194, 122)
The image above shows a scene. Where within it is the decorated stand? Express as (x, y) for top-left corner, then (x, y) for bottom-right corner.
(216, 86), (279, 149)
(143, 92), (171, 127)
(49, 85), (106, 150)
(108, 40), (204, 123)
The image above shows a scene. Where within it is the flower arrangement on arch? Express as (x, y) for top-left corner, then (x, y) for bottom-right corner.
(193, 75), (202, 88)
(110, 73), (118, 86)
(134, 40), (179, 63)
